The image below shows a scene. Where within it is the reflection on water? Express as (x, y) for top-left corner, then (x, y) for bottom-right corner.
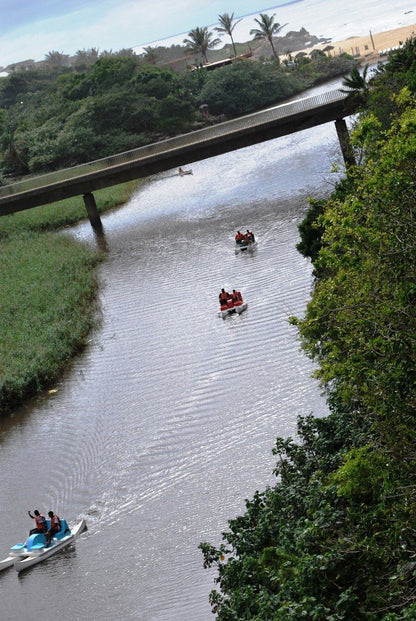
(0, 117), (345, 620)
(91, 219), (109, 252)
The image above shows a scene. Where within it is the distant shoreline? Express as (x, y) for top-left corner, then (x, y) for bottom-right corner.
(307, 22), (416, 63)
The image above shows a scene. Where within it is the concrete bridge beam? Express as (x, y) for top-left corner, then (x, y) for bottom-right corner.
(0, 90), (361, 219)
(83, 192), (103, 231)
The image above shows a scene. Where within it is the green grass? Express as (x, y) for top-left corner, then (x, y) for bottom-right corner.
(0, 180), (140, 413)
(0, 181), (139, 238)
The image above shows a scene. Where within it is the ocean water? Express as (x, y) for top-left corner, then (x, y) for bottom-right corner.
(139, 0), (416, 52)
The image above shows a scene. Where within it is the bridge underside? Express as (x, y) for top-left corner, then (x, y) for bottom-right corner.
(0, 92), (358, 217)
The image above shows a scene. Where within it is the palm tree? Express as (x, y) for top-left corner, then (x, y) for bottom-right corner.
(215, 12), (242, 57)
(250, 13), (287, 60)
(114, 48), (137, 58)
(341, 65), (370, 103)
(44, 50), (68, 72)
(183, 27), (220, 64)
(74, 48), (100, 71)
(143, 46), (158, 65)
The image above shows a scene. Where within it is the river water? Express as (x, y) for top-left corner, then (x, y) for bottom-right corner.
(0, 82), (346, 620)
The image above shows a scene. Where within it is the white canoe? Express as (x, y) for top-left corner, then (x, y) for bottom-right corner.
(219, 302), (247, 318)
(0, 549), (27, 572)
(178, 169), (192, 176)
(13, 519), (87, 573)
(0, 534), (38, 572)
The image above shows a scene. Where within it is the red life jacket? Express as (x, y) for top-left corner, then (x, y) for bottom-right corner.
(219, 291), (229, 302)
(51, 515), (61, 530)
(35, 514), (46, 529)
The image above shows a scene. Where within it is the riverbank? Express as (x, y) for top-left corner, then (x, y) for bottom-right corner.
(0, 180), (139, 414)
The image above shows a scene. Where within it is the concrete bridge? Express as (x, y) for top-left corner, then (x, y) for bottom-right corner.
(0, 88), (358, 227)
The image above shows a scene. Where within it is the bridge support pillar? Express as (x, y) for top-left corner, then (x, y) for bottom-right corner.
(335, 119), (356, 167)
(83, 192), (102, 230)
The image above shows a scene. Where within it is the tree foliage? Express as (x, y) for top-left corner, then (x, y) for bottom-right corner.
(0, 57), (199, 173)
(0, 51), (355, 177)
(197, 62), (302, 117)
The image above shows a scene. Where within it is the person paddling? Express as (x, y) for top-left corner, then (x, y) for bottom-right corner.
(245, 230), (255, 243)
(219, 288), (230, 304)
(28, 509), (47, 535)
(45, 511), (61, 547)
(235, 231), (244, 244)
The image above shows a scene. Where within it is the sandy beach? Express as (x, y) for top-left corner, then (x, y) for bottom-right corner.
(311, 23), (416, 63)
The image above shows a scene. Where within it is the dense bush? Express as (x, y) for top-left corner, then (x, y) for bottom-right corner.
(197, 62), (302, 116)
(0, 58), (199, 175)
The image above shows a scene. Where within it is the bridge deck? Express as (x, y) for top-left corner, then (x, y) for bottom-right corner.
(0, 89), (357, 215)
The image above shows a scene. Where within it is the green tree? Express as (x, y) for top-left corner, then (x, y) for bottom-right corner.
(88, 56), (139, 92)
(249, 13), (287, 61)
(183, 26), (220, 64)
(0, 114), (29, 175)
(215, 12), (242, 57)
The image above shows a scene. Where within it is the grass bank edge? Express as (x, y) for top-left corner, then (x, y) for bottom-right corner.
(0, 180), (140, 414)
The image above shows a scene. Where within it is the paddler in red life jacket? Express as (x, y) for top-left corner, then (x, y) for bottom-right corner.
(45, 511), (61, 547)
(232, 289), (243, 303)
(246, 229), (255, 243)
(28, 509), (47, 535)
(235, 231), (244, 245)
(219, 288), (229, 304)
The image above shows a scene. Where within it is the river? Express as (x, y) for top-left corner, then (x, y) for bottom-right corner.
(0, 81), (347, 620)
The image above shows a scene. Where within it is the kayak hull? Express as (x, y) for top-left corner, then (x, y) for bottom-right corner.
(219, 302), (247, 318)
(0, 554), (24, 572)
(235, 240), (256, 254)
(0, 542), (31, 572)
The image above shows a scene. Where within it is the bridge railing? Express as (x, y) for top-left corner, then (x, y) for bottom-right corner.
(0, 89), (347, 198)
